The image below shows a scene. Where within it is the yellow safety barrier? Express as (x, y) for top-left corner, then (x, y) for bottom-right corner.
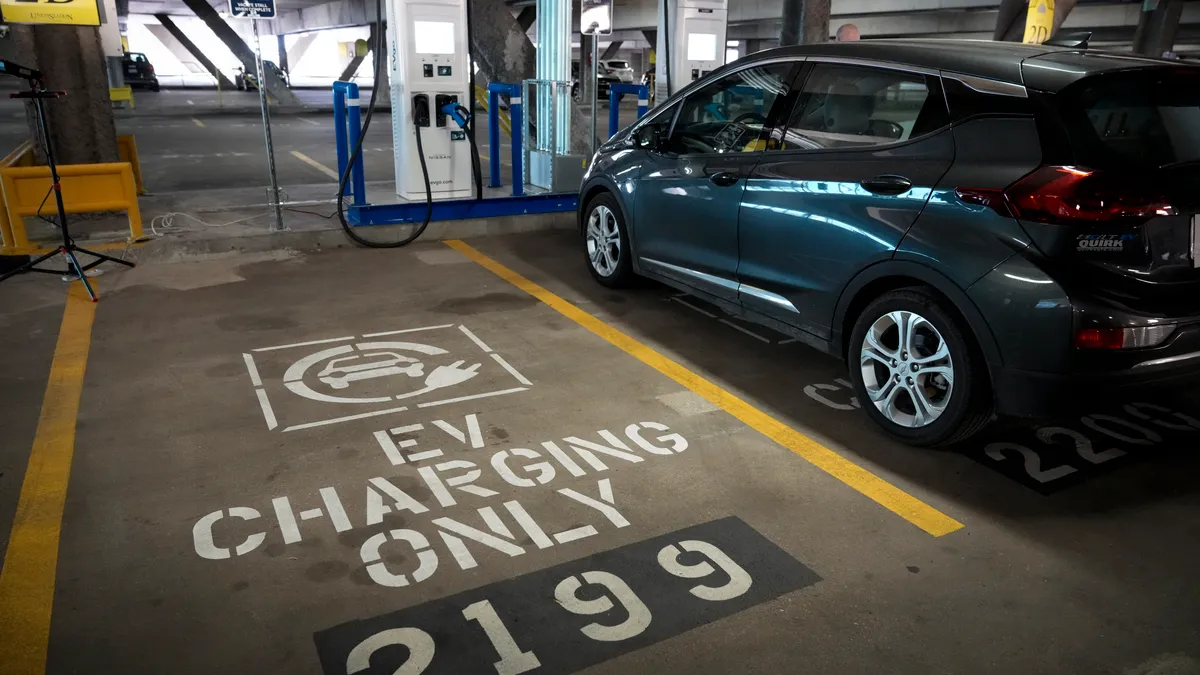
(1, 141), (37, 253)
(475, 85), (513, 138)
(0, 162), (143, 254)
(110, 85), (134, 109)
(117, 134), (146, 195)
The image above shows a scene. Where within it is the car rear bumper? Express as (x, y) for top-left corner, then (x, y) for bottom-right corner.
(994, 343), (1200, 418)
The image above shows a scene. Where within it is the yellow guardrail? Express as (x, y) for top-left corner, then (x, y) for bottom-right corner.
(117, 134), (146, 195)
(110, 85), (134, 109)
(0, 162), (143, 254)
(475, 85), (512, 138)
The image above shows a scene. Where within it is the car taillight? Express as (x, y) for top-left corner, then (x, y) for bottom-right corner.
(1074, 325), (1175, 349)
(957, 166), (1176, 225)
(147, 64), (155, 73)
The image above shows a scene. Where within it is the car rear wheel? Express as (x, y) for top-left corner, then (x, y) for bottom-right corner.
(848, 287), (992, 447)
(583, 193), (634, 288)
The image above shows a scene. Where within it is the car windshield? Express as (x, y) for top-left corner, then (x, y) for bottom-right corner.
(1061, 69), (1200, 169)
(607, 61), (629, 69)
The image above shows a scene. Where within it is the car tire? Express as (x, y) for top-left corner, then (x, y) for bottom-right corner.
(150, 82), (160, 92)
(582, 193), (635, 288)
(848, 287), (993, 447)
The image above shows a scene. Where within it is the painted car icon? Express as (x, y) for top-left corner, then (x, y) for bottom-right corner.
(317, 351), (425, 390)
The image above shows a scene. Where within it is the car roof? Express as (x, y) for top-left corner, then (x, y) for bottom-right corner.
(741, 39), (1192, 91)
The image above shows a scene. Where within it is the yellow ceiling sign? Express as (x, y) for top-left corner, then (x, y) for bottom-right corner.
(0, 0), (102, 26)
(1023, 0), (1055, 44)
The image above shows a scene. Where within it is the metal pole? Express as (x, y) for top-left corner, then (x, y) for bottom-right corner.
(589, 34), (598, 159)
(253, 19), (285, 232)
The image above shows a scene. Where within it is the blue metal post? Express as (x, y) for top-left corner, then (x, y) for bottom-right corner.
(510, 94), (523, 197)
(608, 83), (651, 138)
(332, 83), (349, 195)
(488, 88), (502, 188)
(345, 82), (366, 205)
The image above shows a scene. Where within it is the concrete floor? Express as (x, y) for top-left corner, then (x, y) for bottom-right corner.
(2, 230), (1199, 675)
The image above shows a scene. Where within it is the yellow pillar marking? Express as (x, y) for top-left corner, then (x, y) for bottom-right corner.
(290, 150), (340, 180)
(0, 282), (97, 675)
(445, 240), (965, 537)
(191, 117), (206, 128)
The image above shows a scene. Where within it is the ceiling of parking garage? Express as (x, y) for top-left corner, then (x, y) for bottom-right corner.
(126, 0), (1197, 53)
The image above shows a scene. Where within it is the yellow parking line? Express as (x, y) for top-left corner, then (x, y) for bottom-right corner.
(0, 282), (97, 675)
(191, 117), (205, 128)
(290, 150), (340, 180)
(445, 240), (965, 538)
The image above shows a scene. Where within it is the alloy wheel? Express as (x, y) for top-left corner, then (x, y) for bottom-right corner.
(859, 310), (954, 428)
(586, 205), (621, 277)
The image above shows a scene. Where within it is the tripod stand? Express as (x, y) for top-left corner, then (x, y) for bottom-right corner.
(0, 63), (135, 302)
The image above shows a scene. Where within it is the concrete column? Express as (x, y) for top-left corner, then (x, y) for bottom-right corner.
(600, 40), (623, 60)
(7, 25), (119, 165)
(338, 23), (375, 81)
(1134, 0), (1183, 57)
(466, 0), (590, 152)
(277, 34), (288, 73)
(285, 32), (318, 70)
(179, 0), (300, 105)
(517, 6), (536, 32)
(153, 15), (237, 89)
(780, 0), (830, 46)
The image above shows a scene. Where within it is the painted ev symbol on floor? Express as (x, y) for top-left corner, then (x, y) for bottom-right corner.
(241, 324), (532, 433)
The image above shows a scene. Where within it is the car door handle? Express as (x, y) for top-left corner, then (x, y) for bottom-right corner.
(709, 171), (741, 187)
(860, 175), (913, 195)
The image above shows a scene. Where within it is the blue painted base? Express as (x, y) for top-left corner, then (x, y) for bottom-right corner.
(348, 193), (580, 227)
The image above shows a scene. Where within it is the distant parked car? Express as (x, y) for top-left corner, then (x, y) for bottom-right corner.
(572, 61), (621, 102)
(603, 60), (636, 83)
(237, 61), (290, 90)
(122, 52), (159, 91)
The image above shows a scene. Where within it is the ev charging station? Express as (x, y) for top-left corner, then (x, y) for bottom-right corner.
(386, 0), (474, 202)
(655, 0), (729, 102)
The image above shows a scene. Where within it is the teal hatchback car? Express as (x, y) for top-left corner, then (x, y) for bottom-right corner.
(579, 40), (1200, 446)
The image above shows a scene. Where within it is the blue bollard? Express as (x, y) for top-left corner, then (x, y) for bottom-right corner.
(608, 83), (650, 139)
(487, 82), (525, 197)
(488, 89), (502, 188)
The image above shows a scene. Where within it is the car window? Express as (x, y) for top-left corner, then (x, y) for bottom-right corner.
(774, 63), (947, 151)
(1060, 70), (1200, 169)
(128, 53), (147, 63)
(607, 61), (630, 69)
(666, 63), (793, 155)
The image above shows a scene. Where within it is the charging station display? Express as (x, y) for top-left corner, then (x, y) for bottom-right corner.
(655, 0), (728, 101)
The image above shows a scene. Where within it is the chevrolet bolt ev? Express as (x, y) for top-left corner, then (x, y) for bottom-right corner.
(578, 40), (1200, 446)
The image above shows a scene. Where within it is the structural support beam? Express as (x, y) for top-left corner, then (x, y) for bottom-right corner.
(516, 5), (536, 32)
(781, 0), (831, 45)
(286, 32), (318, 70)
(153, 15), (236, 89)
(338, 23), (375, 81)
(1134, 0), (1183, 56)
(600, 40), (623, 60)
(178, 0), (300, 105)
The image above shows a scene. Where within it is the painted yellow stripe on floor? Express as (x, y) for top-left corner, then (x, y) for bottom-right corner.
(0, 282), (96, 675)
(290, 150), (340, 180)
(446, 240), (965, 537)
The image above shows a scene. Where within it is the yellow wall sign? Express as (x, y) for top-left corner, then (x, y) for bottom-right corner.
(0, 0), (101, 26)
(1023, 0), (1055, 44)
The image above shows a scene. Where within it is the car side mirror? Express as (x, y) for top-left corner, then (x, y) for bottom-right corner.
(635, 126), (662, 151)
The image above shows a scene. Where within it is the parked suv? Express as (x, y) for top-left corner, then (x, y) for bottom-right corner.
(578, 39), (1200, 446)
(122, 52), (159, 91)
(604, 59), (636, 83)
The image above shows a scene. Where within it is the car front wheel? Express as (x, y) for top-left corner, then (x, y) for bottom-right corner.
(583, 193), (634, 288)
(848, 287), (992, 447)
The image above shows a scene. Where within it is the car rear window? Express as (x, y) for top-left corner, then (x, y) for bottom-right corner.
(607, 61), (629, 69)
(1060, 69), (1200, 169)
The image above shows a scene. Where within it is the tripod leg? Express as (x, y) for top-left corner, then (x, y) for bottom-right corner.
(63, 249), (98, 302)
(74, 246), (135, 269)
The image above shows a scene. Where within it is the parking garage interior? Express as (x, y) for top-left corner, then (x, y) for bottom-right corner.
(2, 1), (1200, 675)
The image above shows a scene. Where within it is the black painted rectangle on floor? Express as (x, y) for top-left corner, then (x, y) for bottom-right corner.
(313, 516), (820, 674)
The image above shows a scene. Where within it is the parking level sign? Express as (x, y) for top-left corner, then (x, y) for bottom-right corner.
(230, 0), (274, 18)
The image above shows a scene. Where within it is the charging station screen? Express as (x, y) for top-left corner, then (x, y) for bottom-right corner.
(414, 20), (455, 54)
(687, 33), (718, 61)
